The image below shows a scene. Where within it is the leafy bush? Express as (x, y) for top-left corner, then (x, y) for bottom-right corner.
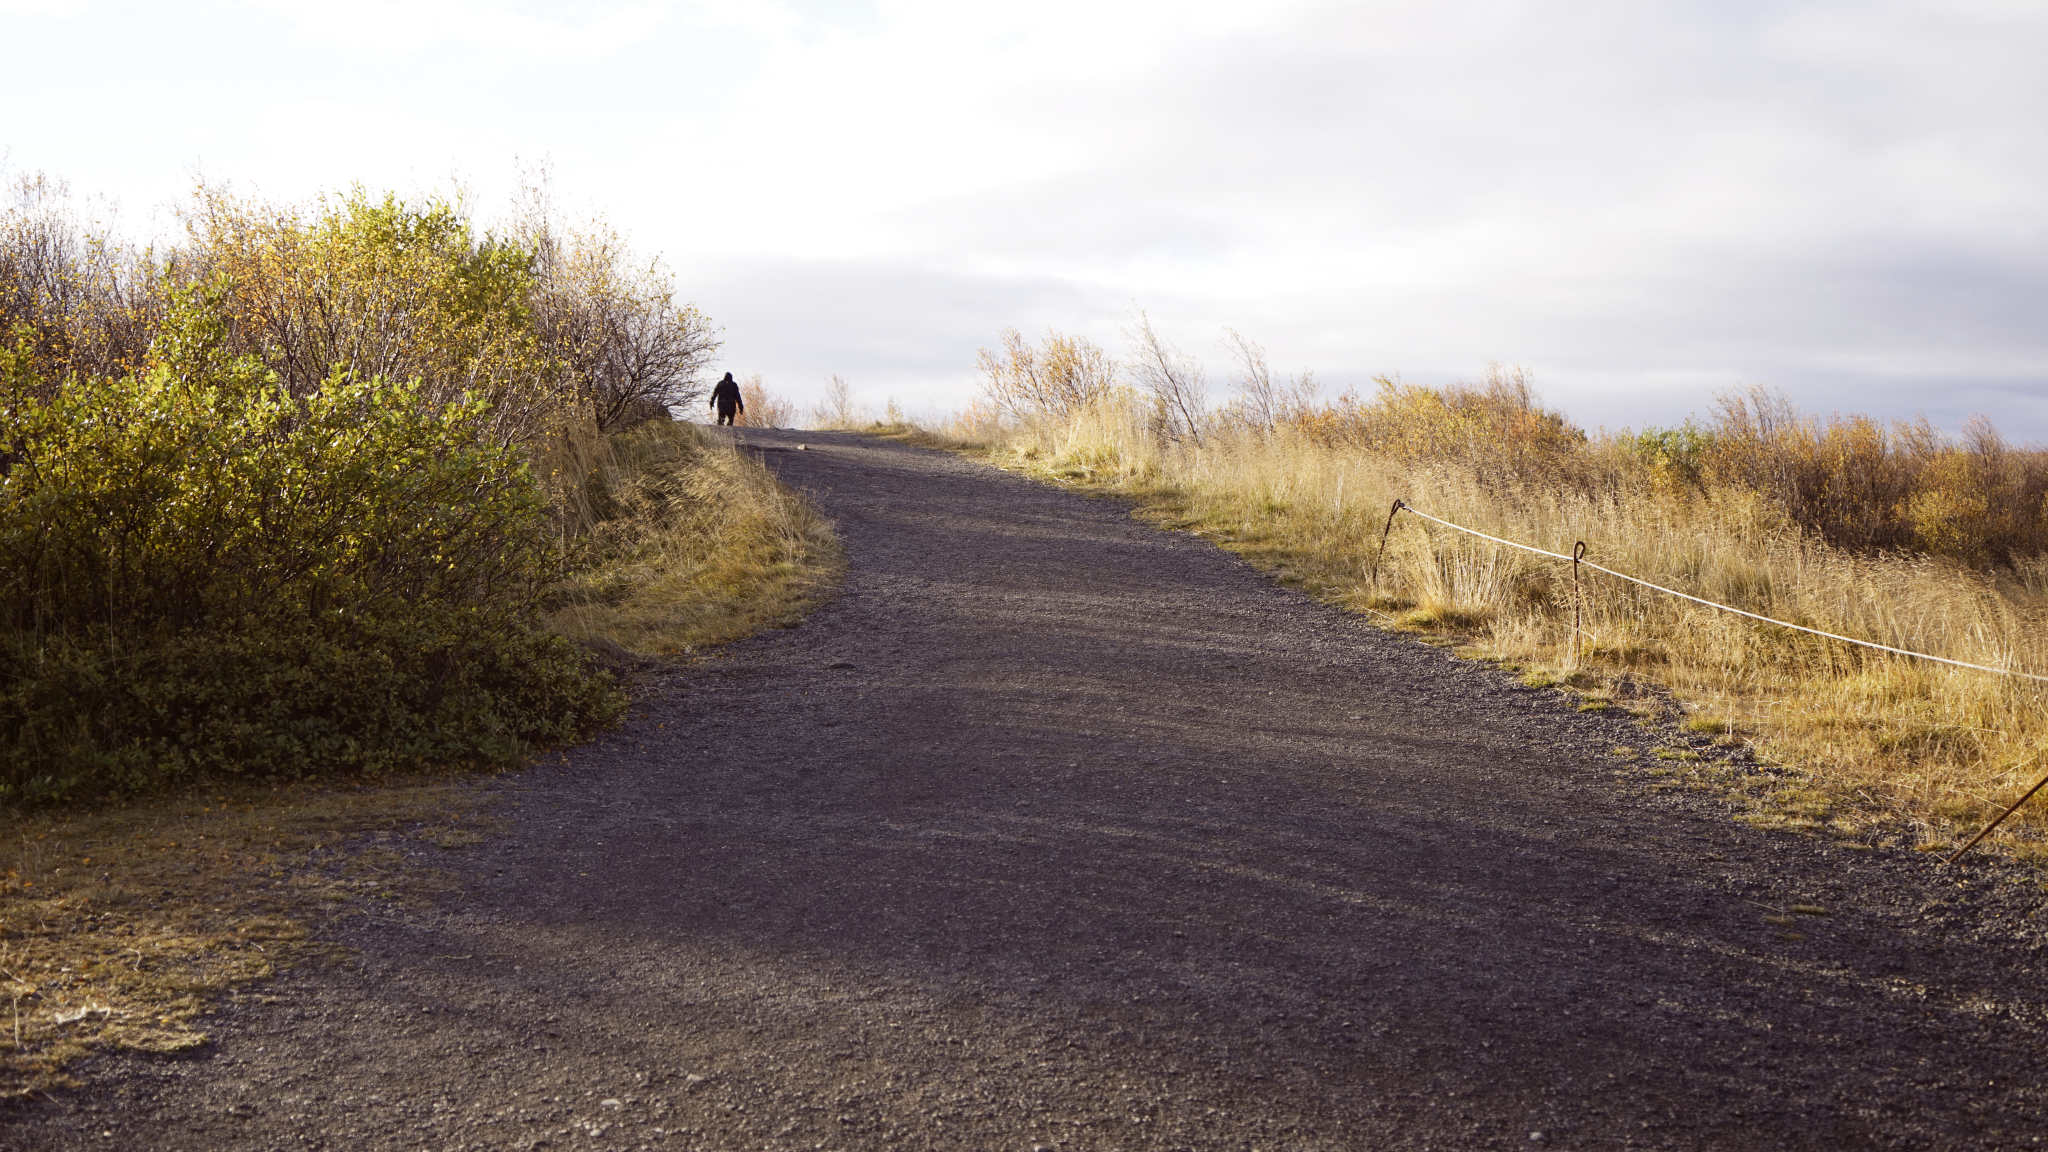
(0, 171), (163, 385)
(8, 173), (722, 446)
(180, 185), (566, 445)
(515, 201), (721, 432)
(0, 287), (622, 802)
(0, 172), (734, 802)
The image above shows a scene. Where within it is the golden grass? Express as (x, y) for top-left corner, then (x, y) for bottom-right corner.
(542, 420), (844, 656)
(0, 775), (502, 1097)
(942, 397), (2048, 863)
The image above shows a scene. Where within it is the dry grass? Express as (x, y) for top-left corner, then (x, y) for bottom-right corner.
(937, 396), (2048, 863)
(0, 775), (503, 1097)
(541, 419), (843, 655)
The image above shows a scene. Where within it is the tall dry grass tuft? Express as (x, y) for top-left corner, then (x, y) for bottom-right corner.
(540, 420), (840, 655)
(959, 385), (2048, 860)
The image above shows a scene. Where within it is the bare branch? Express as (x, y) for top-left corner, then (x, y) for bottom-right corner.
(1123, 310), (1206, 446)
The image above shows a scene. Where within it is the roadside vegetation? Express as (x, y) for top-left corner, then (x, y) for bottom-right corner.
(0, 170), (838, 1095)
(540, 419), (840, 656)
(917, 323), (2048, 862)
(733, 372), (802, 428)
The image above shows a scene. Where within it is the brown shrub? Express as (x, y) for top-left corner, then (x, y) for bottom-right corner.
(735, 373), (800, 427)
(1704, 387), (2048, 565)
(1287, 363), (1594, 490)
(975, 326), (1117, 422)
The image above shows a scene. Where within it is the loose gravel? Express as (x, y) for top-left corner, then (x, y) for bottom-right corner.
(7, 428), (2048, 1151)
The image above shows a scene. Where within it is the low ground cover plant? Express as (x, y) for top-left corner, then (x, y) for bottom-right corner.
(0, 777), (503, 1095)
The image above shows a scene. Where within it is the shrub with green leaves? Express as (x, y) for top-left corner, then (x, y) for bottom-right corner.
(0, 288), (622, 802)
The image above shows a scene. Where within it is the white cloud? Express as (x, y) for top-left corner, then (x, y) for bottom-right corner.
(641, 0), (2047, 432)
(3, 0), (2044, 433)
(241, 0), (683, 59)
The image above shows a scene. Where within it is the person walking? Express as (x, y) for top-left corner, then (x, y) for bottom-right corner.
(709, 372), (745, 426)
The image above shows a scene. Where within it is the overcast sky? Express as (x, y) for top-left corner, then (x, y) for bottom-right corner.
(5, 0), (2044, 436)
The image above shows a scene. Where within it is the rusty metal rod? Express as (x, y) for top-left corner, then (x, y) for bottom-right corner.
(1368, 499), (1406, 585)
(1945, 765), (2048, 866)
(1573, 541), (1587, 666)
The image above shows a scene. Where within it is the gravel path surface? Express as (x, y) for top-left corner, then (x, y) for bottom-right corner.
(8, 428), (2048, 1151)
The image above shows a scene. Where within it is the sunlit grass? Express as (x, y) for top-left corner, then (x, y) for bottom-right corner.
(926, 396), (2048, 863)
(541, 420), (843, 655)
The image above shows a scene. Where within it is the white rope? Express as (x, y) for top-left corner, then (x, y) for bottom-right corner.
(1396, 503), (1576, 563)
(1392, 502), (2048, 686)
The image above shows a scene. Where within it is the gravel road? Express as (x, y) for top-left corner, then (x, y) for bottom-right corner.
(8, 428), (2048, 1151)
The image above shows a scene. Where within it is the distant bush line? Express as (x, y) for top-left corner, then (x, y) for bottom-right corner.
(974, 325), (2048, 569)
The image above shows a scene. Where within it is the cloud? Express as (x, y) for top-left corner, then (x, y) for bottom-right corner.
(4, 0), (2043, 434)
(694, 254), (1109, 409)
(618, 0), (2047, 432)
(240, 0), (685, 60)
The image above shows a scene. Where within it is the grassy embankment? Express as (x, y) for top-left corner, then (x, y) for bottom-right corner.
(0, 174), (837, 1095)
(542, 420), (840, 656)
(871, 331), (2048, 864)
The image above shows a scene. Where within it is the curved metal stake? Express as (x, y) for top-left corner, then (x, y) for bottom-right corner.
(1946, 764), (2048, 866)
(1369, 500), (1406, 585)
(1573, 541), (1588, 666)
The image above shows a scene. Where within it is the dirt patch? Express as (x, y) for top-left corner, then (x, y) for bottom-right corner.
(0, 777), (507, 1096)
(6, 428), (2047, 1150)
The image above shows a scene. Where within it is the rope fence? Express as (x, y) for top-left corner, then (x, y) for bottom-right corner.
(1368, 498), (2048, 864)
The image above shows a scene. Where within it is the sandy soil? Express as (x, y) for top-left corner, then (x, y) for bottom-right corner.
(7, 428), (2048, 1151)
